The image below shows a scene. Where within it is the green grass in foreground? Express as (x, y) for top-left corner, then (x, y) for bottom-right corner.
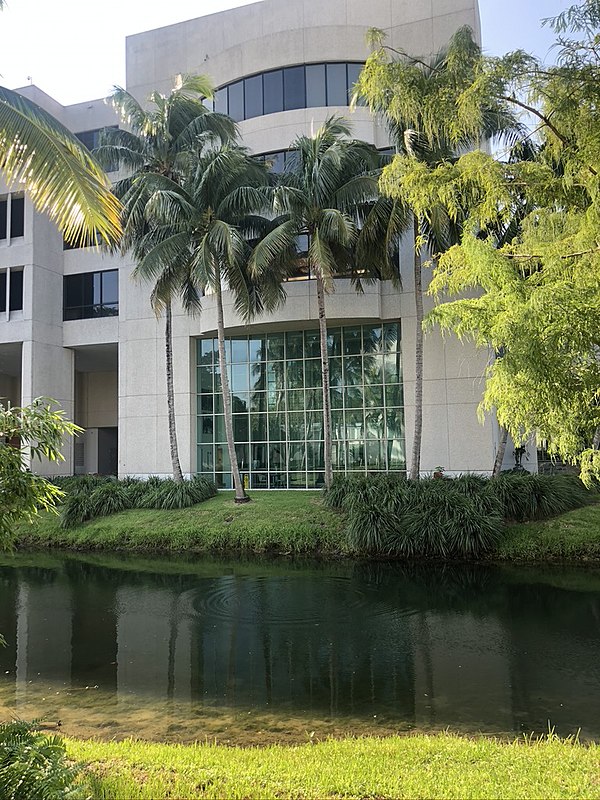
(15, 491), (347, 555)
(496, 504), (600, 561)
(68, 734), (600, 800)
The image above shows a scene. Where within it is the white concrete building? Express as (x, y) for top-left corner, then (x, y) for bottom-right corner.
(0, 0), (522, 487)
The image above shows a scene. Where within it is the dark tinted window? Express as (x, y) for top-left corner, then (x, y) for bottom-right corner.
(10, 196), (24, 238)
(8, 269), (23, 311)
(326, 63), (347, 105)
(0, 272), (5, 312)
(216, 63), (364, 121)
(263, 70), (284, 114)
(244, 74), (263, 119)
(284, 66), (305, 111)
(306, 64), (327, 107)
(228, 81), (244, 122)
(64, 273), (83, 309)
(0, 200), (6, 240)
(63, 270), (118, 320)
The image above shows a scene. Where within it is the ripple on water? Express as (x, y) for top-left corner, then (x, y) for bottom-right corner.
(186, 576), (416, 627)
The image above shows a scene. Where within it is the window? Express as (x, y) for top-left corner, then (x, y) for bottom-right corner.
(326, 63), (348, 106)
(228, 81), (244, 122)
(0, 195), (24, 241)
(263, 69), (284, 115)
(215, 62), (364, 121)
(0, 268), (24, 314)
(283, 66), (306, 110)
(306, 64), (327, 107)
(244, 74), (263, 119)
(196, 324), (405, 489)
(75, 126), (119, 172)
(63, 270), (119, 320)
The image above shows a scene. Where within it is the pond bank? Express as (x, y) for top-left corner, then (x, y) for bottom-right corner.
(13, 491), (600, 563)
(68, 733), (599, 799)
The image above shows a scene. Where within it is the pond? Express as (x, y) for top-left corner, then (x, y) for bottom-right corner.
(0, 552), (599, 745)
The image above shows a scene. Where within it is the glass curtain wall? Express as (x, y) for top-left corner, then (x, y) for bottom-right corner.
(197, 324), (405, 489)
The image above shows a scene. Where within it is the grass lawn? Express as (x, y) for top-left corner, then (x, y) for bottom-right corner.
(13, 490), (600, 562)
(14, 491), (347, 556)
(496, 504), (600, 561)
(68, 734), (600, 799)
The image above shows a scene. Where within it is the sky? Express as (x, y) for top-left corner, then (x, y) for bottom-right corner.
(0, 0), (575, 106)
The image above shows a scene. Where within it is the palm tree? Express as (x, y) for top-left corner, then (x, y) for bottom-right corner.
(354, 27), (521, 479)
(134, 145), (286, 502)
(250, 117), (402, 489)
(0, 0), (120, 248)
(94, 75), (237, 482)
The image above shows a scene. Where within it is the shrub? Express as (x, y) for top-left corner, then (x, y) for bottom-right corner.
(0, 719), (85, 799)
(60, 490), (96, 529)
(88, 481), (130, 518)
(328, 472), (593, 560)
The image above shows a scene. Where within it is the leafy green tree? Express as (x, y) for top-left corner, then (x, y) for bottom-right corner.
(354, 26), (520, 479)
(0, 398), (81, 548)
(423, 1), (600, 481)
(95, 75), (236, 482)
(251, 117), (402, 488)
(135, 145), (282, 502)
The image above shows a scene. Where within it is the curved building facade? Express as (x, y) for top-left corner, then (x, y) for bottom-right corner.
(0, 0), (529, 482)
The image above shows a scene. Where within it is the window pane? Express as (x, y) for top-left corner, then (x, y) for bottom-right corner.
(283, 66), (305, 110)
(233, 414), (249, 441)
(306, 64), (326, 107)
(251, 443), (268, 470)
(10, 197), (24, 238)
(231, 338), (248, 364)
(198, 416), (214, 443)
(263, 70), (283, 114)
(286, 330), (303, 358)
(198, 366), (213, 394)
(346, 63), (363, 104)
(214, 87), (228, 115)
(101, 270), (118, 305)
(93, 272), (102, 306)
(264, 151), (286, 173)
(198, 445), (214, 472)
(343, 326), (362, 355)
(249, 335), (265, 362)
(228, 81), (244, 121)
(9, 269), (23, 311)
(326, 63), (347, 105)
(345, 409), (364, 438)
(286, 360), (304, 389)
(0, 272), (5, 312)
(244, 74), (263, 119)
(0, 199), (7, 239)
(64, 274), (83, 309)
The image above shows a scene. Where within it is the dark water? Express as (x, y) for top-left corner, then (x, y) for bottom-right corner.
(0, 552), (599, 744)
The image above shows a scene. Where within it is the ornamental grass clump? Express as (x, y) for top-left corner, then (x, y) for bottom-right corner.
(59, 476), (217, 526)
(333, 472), (592, 559)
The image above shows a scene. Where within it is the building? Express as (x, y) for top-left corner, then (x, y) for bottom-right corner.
(0, 0), (526, 487)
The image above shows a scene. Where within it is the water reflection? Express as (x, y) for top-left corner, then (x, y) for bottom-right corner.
(0, 555), (598, 744)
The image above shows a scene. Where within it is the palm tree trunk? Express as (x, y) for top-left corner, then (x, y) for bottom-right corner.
(493, 425), (509, 478)
(215, 273), (249, 503)
(165, 299), (184, 482)
(410, 216), (424, 481)
(316, 274), (333, 489)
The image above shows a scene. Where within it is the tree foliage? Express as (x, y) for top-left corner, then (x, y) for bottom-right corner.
(0, 399), (81, 547)
(423, 1), (600, 481)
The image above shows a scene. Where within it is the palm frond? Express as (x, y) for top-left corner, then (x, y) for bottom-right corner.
(0, 87), (122, 246)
